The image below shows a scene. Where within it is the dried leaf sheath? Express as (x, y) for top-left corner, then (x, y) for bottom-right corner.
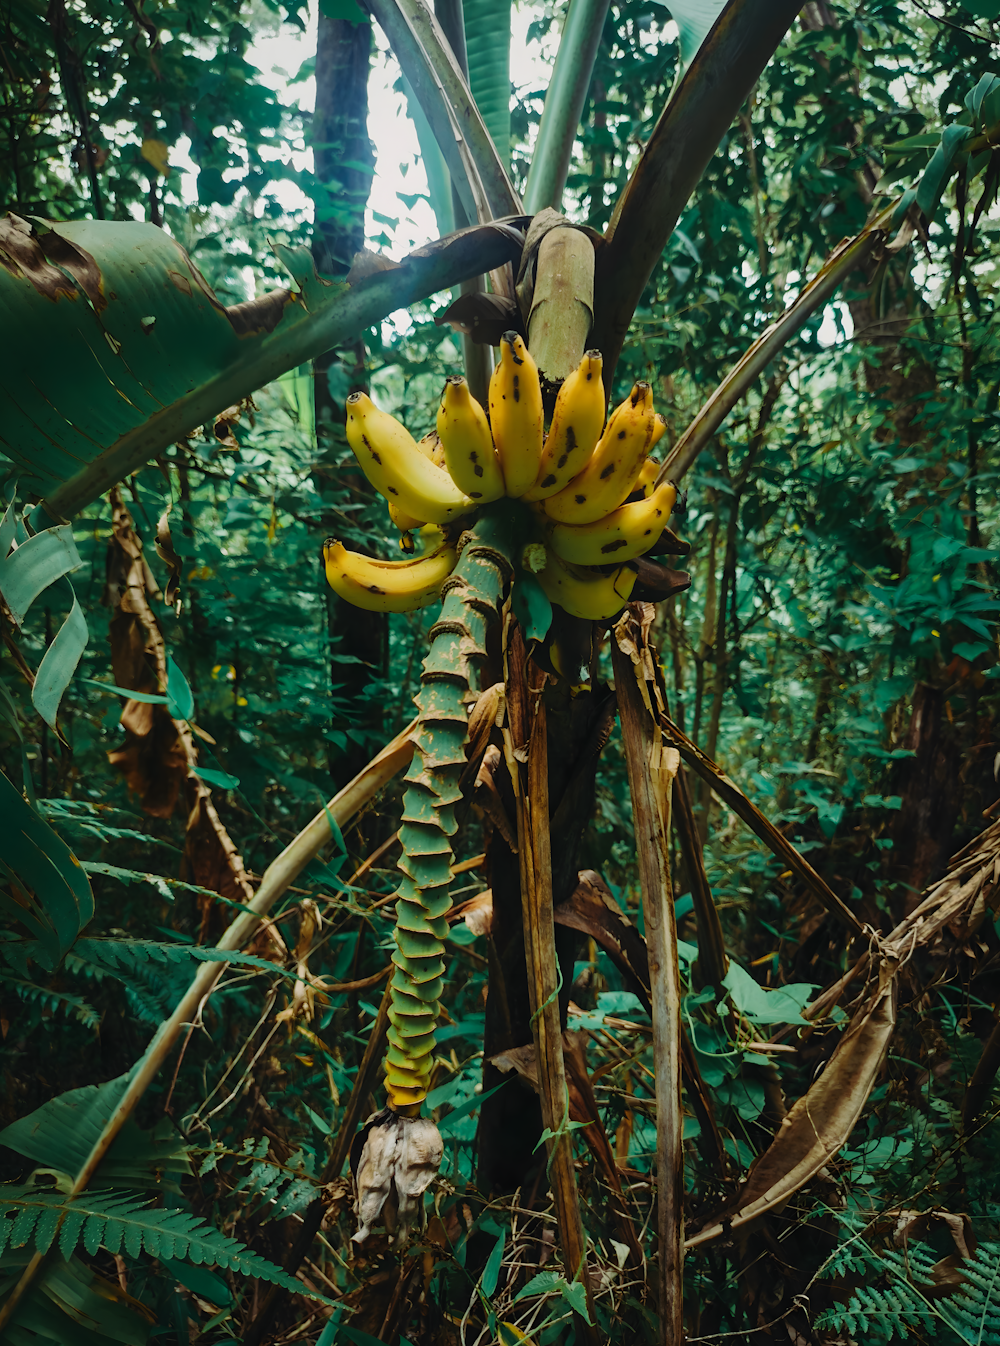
(386, 512), (515, 1111)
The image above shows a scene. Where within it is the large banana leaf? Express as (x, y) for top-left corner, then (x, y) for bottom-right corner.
(0, 1074), (189, 1191)
(463, 0), (510, 170)
(0, 212), (524, 521)
(592, 0), (803, 384)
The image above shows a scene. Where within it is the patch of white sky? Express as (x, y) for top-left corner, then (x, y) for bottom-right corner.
(169, 5), (555, 283)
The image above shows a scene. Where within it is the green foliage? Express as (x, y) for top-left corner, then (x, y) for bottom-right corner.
(0, 1184), (334, 1306)
(817, 1232), (1000, 1346)
(0, 0), (999, 1342)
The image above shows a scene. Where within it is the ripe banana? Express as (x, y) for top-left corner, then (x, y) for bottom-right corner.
(417, 428), (446, 469)
(345, 392), (473, 525)
(524, 351), (606, 501)
(323, 538), (458, 612)
(488, 331), (544, 498)
(436, 376), (506, 503)
(388, 499), (425, 533)
(536, 550), (637, 620)
(650, 412), (667, 452)
(542, 381), (655, 525)
(632, 458), (660, 500)
(548, 480), (677, 566)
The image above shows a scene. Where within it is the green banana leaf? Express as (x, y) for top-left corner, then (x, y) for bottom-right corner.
(0, 1073), (190, 1191)
(0, 211), (524, 522)
(0, 767), (94, 970)
(463, 0), (510, 170)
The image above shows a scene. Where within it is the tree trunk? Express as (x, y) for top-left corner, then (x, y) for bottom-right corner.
(310, 13), (387, 790)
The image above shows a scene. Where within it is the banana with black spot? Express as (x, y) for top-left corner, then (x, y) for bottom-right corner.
(323, 537), (458, 612)
(488, 331), (544, 498)
(345, 392), (473, 524)
(436, 375), (506, 503)
(542, 381), (655, 525)
(524, 350), (606, 501)
(548, 480), (677, 566)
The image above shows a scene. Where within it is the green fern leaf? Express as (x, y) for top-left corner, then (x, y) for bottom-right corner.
(70, 937), (295, 982)
(0, 971), (100, 1028)
(0, 1186), (336, 1306)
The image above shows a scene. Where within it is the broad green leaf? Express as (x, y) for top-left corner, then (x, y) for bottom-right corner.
(513, 1270), (566, 1302)
(915, 122), (970, 218)
(191, 766), (241, 790)
(165, 656), (195, 721)
(0, 1248), (155, 1345)
(560, 1277), (593, 1323)
(0, 767), (93, 966)
(0, 523), (82, 625)
(666, 0), (728, 71)
(79, 678), (168, 704)
(0, 1075), (189, 1191)
(0, 213), (521, 520)
(159, 1257), (233, 1308)
(32, 581), (88, 729)
(481, 1227), (506, 1298)
(722, 961), (816, 1025)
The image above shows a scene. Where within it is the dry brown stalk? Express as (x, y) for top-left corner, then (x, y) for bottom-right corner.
(611, 605), (684, 1344)
(502, 619), (598, 1339)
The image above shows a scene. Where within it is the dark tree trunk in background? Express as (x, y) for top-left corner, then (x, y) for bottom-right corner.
(477, 630), (615, 1195)
(310, 14), (387, 790)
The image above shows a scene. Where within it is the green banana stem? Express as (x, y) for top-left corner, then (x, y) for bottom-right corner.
(386, 508), (519, 1112)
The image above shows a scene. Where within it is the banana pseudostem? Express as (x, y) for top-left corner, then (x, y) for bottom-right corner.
(385, 508), (517, 1113)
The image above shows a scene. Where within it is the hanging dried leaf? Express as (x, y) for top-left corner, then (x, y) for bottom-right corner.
(686, 956), (898, 1248)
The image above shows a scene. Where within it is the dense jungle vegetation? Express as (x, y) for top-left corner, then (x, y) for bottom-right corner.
(1, 0), (1000, 1342)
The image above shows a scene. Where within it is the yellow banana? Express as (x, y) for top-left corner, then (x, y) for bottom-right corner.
(524, 351), (606, 501)
(542, 381), (655, 525)
(632, 458), (660, 499)
(388, 499), (426, 533)
(345, 392), (473, 525)
(650, 412), (667, 452)
(488, 331), (543, 498)
(536, 551), (637, 620)
(548, 481), (677, 566)
(436, 376), (506, 503)
(323, 538), (457, 613)
(417, 428), (447, 469)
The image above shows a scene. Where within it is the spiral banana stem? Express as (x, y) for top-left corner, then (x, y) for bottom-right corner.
(386, 510), (517, 1113)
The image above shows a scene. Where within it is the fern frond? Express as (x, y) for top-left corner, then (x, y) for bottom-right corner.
(0, 1186), (335, 1306)
(70, 937), (294, 982)
(938, 1241), (1000, 1345)
(0, 971), (100, 1029)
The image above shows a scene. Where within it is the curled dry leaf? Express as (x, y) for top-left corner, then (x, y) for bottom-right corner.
(351, 1110), (443, 1244)
(686, 956), (899, 1249)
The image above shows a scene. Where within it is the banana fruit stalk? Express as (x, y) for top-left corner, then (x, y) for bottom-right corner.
(332, 336), (686, 1239)
(323, 539), (458, 612)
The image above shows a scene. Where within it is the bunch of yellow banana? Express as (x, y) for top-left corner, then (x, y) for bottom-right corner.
(327, 333), (676, 621)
